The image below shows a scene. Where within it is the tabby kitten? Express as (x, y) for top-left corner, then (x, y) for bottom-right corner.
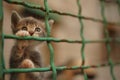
(9, 11), (54, 80)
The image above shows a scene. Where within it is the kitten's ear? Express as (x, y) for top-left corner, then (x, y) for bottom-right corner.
(49, 19), (54, 28)
(42, 19), (54, 29)
(11, 11), (21, 27)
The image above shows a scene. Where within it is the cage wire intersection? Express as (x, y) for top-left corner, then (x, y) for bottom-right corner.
(0, 0), (120, 80)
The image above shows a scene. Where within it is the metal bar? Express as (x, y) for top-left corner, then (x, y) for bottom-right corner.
(0, 0), (4, 80)
(4, 35), (114, 43)
(100, 1), (116, 80)
(117, 0), (120, 15)
(3, 62), (120, 74)
(77, 0), (88, 80)
(44, 0), (57, 80)
(117, 0), (120, 28)
(4, 34), (120, 43)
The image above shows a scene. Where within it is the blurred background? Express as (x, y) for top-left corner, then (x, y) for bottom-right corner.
(3, 0), (120, 80)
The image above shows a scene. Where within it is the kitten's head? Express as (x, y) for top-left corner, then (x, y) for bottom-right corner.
(11, 11), (54, 37)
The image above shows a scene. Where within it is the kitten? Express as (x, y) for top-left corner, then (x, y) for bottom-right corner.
(9, 11), (54, 80)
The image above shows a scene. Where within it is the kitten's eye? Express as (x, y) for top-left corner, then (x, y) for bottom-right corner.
(22, 26), (27, 31)
(35, 27), (41, 32)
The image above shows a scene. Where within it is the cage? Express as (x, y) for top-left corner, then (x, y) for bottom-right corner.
(0, 0), (120, 80)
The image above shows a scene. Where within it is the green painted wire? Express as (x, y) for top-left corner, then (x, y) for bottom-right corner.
(0, 0), (5, 80)
(3, 62), (120, 74)
(44, 0), (57, 80)
(117, 0), (120, 16)
(4, 34), (120, 44)
(116, 0), (120, 29)
(100, 1), (116, 80)
(77, 0), (88, 80)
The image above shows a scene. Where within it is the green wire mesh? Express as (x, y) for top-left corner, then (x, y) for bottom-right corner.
(0, 0), (5, 80)
(100, 1), (116, 80)
(77, 0), (88, 79)
(44, 0), (57, 79)
(0, 0), (120, 80)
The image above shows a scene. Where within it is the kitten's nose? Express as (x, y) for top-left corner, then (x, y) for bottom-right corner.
(29, 31), (34, 36)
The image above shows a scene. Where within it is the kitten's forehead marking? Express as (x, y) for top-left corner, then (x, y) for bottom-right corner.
(20, 18), (38, 25)
(17, 17), (44, 29)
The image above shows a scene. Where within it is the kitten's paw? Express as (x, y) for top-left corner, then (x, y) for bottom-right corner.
(19, 59), (34, 68)
(16, 30), (30, 37)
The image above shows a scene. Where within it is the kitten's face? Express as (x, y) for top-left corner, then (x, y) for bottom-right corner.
(15, 17), (46, 37)
(11, 11), (54, 38)
(11, 11), (54, 46)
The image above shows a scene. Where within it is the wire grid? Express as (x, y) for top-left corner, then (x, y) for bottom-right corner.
(0, 0), (120, 80)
